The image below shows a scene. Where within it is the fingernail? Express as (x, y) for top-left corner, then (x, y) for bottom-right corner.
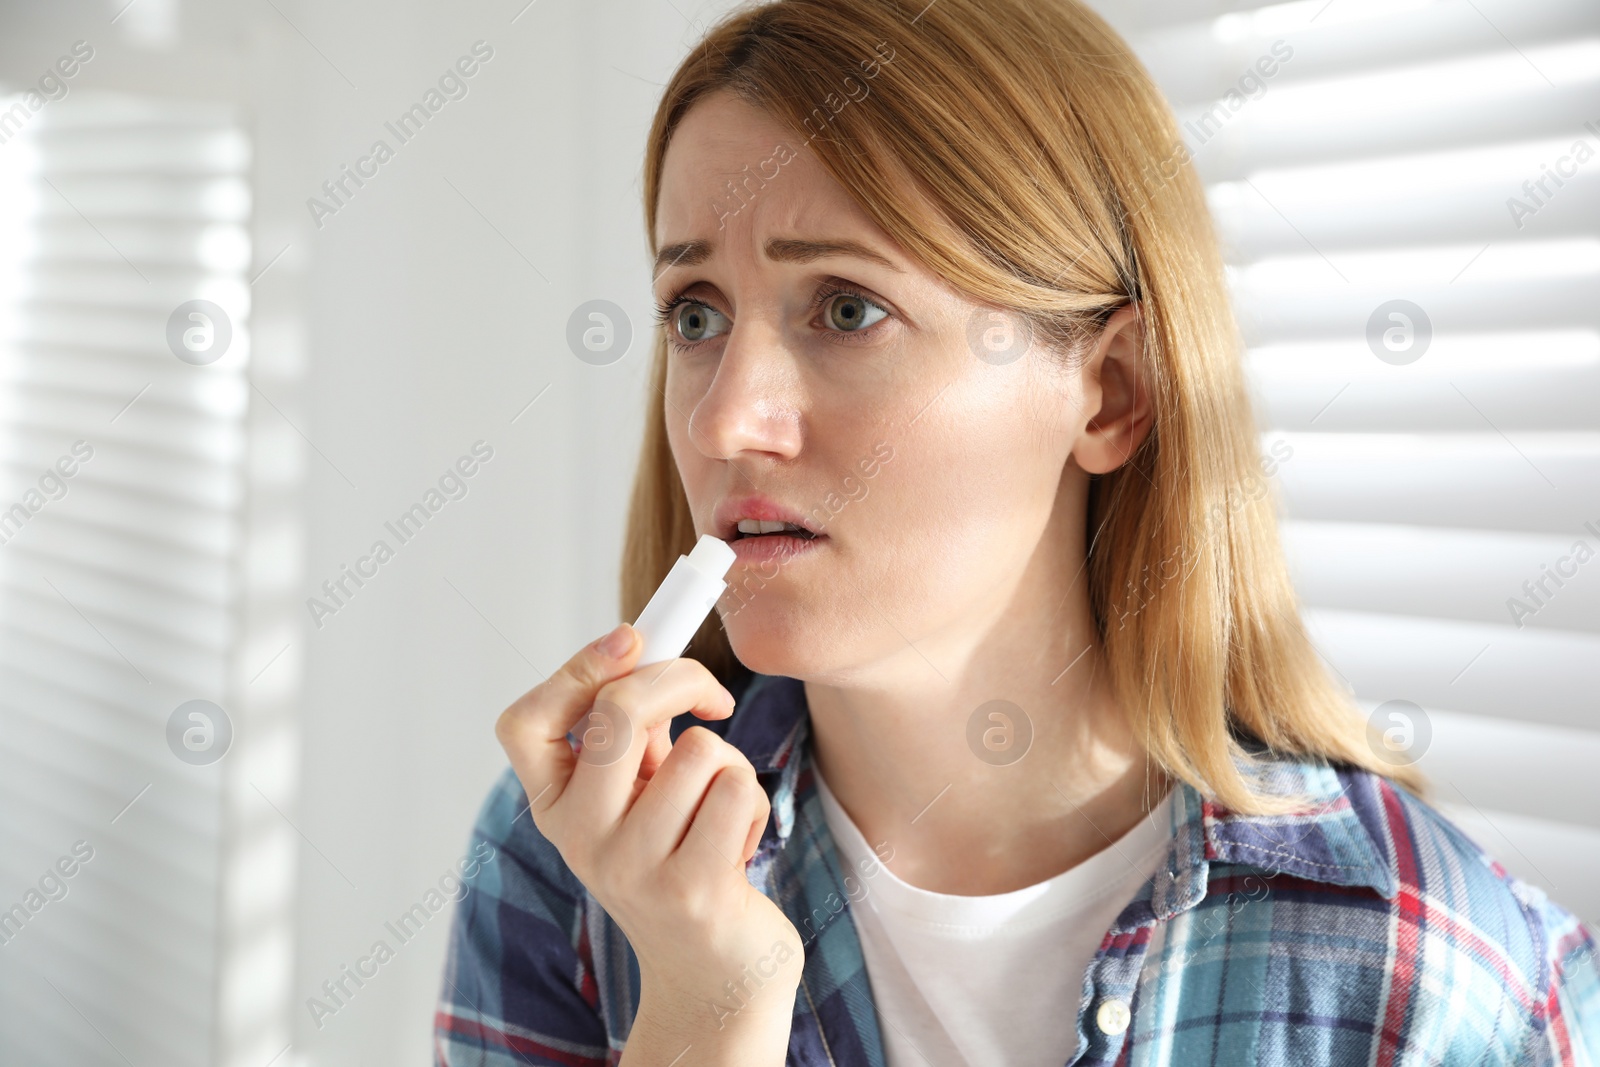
(596, 623), (633, 658)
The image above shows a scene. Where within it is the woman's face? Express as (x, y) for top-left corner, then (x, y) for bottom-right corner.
(654, 91), (1125, 682)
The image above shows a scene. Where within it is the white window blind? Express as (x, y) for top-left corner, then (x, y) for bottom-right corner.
(0, 92), (261, 1066)
(1101, 0), (1600, 920)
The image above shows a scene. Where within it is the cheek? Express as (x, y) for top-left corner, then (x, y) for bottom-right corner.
(664, 410), (708, 502)
(838, 437), (1002, 577)
(852, 396), (1065, 571)
(662, 365), (702, 465)
(663, 396), (687, 459)
(833, 340), (1070, 520)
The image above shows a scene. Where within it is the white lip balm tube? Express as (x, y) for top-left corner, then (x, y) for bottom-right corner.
(631, 534), (737, 666)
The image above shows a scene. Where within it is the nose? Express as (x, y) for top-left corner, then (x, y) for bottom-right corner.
(686, 319), (803, 463)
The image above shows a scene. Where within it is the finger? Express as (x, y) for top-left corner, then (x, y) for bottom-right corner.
(494, 623), (644, 825)
(637, 681), (734, 783)
(638, 721), (673, 783)
(617, 726), (760, 868)
(741, 786), (771, 864)
(676, 761), (766, 874)
(564, 660), (735, 828)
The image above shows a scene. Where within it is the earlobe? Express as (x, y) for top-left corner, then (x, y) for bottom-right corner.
(1071, 303), (1153, 475)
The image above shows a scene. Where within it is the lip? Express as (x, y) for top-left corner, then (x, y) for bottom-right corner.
(713, 493), (826, 543)
(729, 531), (827, 566)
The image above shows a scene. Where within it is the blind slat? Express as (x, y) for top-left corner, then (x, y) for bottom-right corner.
(0, 93), (249, 1067)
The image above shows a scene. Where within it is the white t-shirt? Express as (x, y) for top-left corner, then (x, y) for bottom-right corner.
(811, 766), (1175, 1067)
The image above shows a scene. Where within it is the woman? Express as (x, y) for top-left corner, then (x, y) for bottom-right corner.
(435, 0), (1600, 1063)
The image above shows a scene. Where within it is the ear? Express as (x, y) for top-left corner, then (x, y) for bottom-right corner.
(1070, 303), (1154, 476)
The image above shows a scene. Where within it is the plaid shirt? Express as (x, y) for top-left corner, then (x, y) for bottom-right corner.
(435, 671), (1600, 1066)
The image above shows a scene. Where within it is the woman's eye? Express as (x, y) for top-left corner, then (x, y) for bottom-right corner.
(822, 292), (888, 333)
(672, 302), (728, 343)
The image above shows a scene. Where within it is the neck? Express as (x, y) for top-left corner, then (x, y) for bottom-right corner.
(801, 549), (1171, 896)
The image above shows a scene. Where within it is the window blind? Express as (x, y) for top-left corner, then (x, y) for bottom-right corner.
(0, 92), (254, 1066)
(1100, 0), (1600, 921)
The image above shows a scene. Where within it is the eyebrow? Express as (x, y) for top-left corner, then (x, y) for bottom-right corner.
(653, 236), (904, 279)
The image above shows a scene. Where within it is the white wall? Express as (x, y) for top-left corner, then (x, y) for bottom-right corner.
(282, 1), (747, 1063)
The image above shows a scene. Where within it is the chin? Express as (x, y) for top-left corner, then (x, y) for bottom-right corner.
(719, 603), (825, 679)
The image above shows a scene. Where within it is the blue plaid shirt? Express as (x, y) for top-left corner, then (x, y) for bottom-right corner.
(435, 671), (1600, 1065)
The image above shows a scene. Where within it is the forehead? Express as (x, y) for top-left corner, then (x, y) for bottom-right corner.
(652, 91), (879, 257)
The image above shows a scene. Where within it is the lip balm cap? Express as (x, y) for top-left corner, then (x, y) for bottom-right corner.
(686, 533), (736, 581)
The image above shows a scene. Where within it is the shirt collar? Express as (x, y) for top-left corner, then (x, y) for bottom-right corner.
(724, 672), (1399, 908)
(724, 671), (810, 774)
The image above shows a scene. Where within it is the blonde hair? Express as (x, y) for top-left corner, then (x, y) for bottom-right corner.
(622, 0), (1428, 814)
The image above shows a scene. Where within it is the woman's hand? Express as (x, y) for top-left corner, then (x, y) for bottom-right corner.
(495, 623), (803, 1063)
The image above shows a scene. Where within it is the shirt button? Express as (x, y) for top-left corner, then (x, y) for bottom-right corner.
(1095, 997), (1131, 1036)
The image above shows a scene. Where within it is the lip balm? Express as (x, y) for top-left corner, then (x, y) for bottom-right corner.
(631, 533), (737, 666)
